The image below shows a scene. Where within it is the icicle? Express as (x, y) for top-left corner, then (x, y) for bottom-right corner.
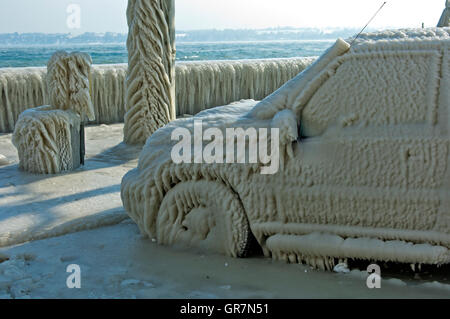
(0, 58), (315, 133)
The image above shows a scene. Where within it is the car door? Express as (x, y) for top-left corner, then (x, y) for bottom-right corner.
(286, 39), (449, 232)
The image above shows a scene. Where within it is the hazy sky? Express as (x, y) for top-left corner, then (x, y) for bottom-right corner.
(0, 0), (446, 34)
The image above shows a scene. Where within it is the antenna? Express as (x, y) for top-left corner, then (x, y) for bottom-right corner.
(350, 1), (387, 46)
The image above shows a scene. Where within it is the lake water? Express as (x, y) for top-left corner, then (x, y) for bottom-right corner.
(0, 40), (334, 68)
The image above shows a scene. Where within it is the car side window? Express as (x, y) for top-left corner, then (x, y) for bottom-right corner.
(300, 48), (442, 137)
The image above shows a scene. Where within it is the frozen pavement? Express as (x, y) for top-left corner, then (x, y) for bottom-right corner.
(0, 220), (449, 299)
(0, 124), (141, 247)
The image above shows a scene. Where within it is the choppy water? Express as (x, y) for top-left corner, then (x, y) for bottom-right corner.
(0, 40), (333, 68)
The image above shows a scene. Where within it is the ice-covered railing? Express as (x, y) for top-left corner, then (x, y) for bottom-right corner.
(0, 57), (315, 133)
(175, 58), (315, 116)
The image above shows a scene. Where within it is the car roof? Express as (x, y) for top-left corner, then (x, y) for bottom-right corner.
(348, 27), (450, 48)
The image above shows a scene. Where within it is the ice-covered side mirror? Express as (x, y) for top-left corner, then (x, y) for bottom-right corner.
(271, 109), (298, 166)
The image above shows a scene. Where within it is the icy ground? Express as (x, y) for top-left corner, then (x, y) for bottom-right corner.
(0, 124), (449, 298)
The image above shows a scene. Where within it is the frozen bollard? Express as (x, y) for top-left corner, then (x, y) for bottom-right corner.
(12, 106), (81, 174)
(12, 51), (94, 174)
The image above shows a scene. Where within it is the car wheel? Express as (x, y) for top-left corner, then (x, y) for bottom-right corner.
(156, 180), (253, 257)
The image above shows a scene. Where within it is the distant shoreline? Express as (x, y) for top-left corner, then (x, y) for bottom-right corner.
(0, 39), (337, 48)
(0, 27), (363, 46)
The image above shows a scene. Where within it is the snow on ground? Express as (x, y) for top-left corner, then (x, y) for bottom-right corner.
(0, 123), (449, 298)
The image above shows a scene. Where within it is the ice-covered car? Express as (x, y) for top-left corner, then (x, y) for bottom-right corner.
(122, 28), (450, 269)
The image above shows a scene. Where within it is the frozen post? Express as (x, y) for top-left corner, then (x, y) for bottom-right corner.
(123, 0), (176, 145)
(12, 51), (94, 174)
(438, 0), (450, 27)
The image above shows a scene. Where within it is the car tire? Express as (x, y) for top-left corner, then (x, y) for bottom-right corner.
(156, 180), (253, 257)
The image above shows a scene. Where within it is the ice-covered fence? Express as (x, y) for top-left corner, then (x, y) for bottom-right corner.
(0, 64), (128, 133)
(0, 57), (315, 133)
(175, 58), (315, 115)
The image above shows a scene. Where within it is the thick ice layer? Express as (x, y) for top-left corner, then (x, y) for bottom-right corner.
(121, 28), (450, 268)
(123, 0), (176, 144)
(47, 51), (94, 121)
(90, 64), (128, 124)
(0, 58), (314, 133)
(175, 58), (315, 116)
(0, 67), (48, 133)
(0, 154), (9, 166)
(438, 0), (449, 27)
(267, 233), (450, 270)
(11, 51), (95, 174)
(12, 106), (81, 174)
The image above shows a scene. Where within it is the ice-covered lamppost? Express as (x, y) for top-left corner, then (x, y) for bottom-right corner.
(123, 0), (176, 144)
(438, 0), (450, 27)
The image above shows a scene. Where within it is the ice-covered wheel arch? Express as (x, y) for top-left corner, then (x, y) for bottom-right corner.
(156, 180), (254, 258)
